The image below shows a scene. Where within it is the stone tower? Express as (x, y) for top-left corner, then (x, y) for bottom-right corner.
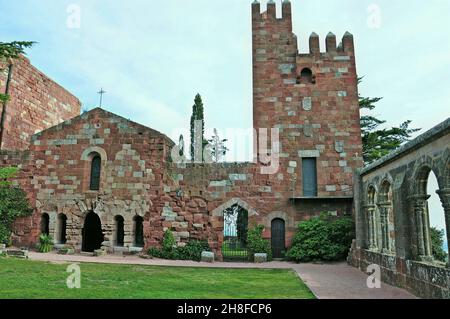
(252, 0), (363, 198)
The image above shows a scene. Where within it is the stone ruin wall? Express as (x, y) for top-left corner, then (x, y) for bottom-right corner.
(0, 56), (81, 150)
(349, 118), (450, 298)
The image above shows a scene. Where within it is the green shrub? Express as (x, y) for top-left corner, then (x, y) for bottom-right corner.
(0, 168), (33, 244)
(174, 240), (211, 261)
(162, 229), (176, 252)
(247, 225), (272, 262)
(287, 213), (354, 263)
(430, 227), (448, 263)
(148, 230), (211, 262)
(38, 234), (54, 253)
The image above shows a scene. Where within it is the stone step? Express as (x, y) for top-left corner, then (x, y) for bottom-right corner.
(94, 249), (107, 257)
(80, 252), (94, 257)
(6, 249), (29, 259)
(57, 247), (75, 255)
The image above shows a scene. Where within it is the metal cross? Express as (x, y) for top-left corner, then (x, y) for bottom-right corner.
(97, 88), (106, 107)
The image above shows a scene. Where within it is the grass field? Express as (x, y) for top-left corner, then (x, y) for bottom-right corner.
(0, 257), (314, 299)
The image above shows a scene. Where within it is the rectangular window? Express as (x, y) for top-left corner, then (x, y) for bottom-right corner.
(302, 158), (317, 197)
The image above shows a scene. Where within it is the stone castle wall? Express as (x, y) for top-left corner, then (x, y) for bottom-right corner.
(0, 56), (81, 151)
(2, 1), (363, 259)
(252, 1), (363, 199)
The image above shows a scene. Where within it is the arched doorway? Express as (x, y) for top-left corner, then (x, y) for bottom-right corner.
(40, 213), (50, 236)
(114, 215), (124, 247)
(133, 216), (144, 247)
(82, 211), (104, 252)
(56, 214), (67, 244)
(271, 218), (285, 259)
(222, 204), (249, 261)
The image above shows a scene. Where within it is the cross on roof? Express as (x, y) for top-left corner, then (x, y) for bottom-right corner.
(97, 88), (106, 107)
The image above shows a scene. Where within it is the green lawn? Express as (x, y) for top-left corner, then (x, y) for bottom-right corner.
(0, 257), (314, 299)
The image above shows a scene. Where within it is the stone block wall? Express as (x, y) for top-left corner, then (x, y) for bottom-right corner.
(0, 56), (81, 151)
(252, 1), (363, 199)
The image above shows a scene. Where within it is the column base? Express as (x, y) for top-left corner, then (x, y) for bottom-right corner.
(419, 255), (434, 263)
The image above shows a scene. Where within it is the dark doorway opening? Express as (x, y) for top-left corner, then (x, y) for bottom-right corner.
(82, 211), (104, 252)
(41, 213), (50, 236)
(58, 214), (67, 244)
(134, 216), (144, 247)
(114, 215), (124, 247)
(271, 218), (286, 259)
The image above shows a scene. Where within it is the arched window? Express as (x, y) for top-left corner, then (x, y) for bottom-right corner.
(134, 216), (144, 247)
(114, 215), (125, 247)
(90, 154), (101, 191)
(41, 213), (50, 236)
(297, 68), (315, 84)
(56, 214), (67, 244)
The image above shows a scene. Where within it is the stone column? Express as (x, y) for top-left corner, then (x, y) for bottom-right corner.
(378, 203), (392, 254)
(364, 204), (377, 250)
(437, 189), (450, 268)
(412, 195), (432, 261)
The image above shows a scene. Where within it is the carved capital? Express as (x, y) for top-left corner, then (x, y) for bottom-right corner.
(436, 189), (450, 211)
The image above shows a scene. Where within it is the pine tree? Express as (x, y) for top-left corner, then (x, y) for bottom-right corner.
(189, 93), (207, 161)
(359, 78), (420, 165)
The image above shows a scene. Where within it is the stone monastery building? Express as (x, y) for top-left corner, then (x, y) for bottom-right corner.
(1, 1), (449, 298)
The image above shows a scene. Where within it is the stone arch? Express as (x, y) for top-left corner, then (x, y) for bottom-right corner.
(211, 198), (259, 217)
(81, 146), (108, 162)
(378, 173), (394, 202)
(409, 155), (447, 262)
(264, 211), (294, 229)
(366, 183), (378, 205)
(410, 155), (438, 196)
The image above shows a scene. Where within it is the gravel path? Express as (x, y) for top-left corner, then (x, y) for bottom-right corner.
(28, 252), (417, 299)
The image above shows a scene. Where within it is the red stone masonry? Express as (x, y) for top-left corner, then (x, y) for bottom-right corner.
(0, 2), (365, 257)
(252, 0), (363, 198)
(0, 56), (81, 151)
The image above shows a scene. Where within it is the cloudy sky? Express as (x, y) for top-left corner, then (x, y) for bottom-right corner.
(1, 0), (449, 239)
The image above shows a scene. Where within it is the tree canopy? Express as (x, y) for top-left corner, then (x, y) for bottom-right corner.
(359, 78), (420, 165)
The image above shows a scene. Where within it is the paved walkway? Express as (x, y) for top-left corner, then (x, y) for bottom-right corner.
(28, 252), (416, 299)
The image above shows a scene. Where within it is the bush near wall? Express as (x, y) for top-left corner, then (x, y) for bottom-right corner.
(287, 213), (355, 263)
(148, 230), (211, 262)
(247, 225), (272, 262)
(0, 167), (33, 245)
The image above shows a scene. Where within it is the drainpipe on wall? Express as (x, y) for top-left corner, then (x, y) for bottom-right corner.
(0, 63), (14, 150)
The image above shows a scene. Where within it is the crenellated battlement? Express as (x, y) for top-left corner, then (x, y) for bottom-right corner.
(252, 0), (354, 56)
(252, 0), (292, 21)
(309, 31), (354, 55)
